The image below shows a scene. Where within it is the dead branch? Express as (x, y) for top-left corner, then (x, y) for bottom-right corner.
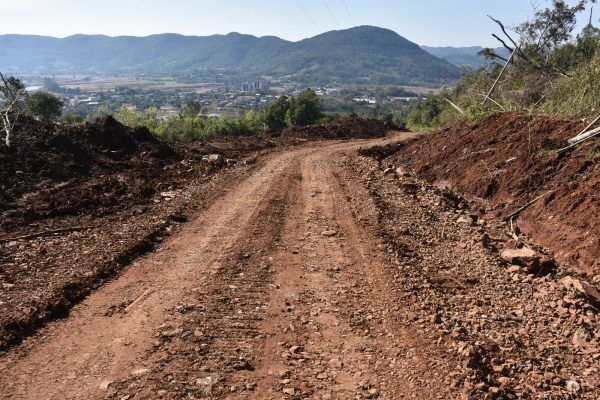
(0, 226), (97, 243)
(503, 191), (553, 221)
(443, 97), (464, 114)
(509, 217), (519, 241)
(0, 72), (27, 147)
(558, 126), (600, 153)
(483, 48), (516, 105)
(487, 15), (569, 77)
(480, 94), (506, 111)
(488, 15), (528, 60)
(567, 116), (600, 144)
(491, 34), (515, 55)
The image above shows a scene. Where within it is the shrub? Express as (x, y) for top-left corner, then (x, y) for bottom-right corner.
(261, 96), (290, 131)
(25, 91), (64, 122)
(285, 89), (324, 126)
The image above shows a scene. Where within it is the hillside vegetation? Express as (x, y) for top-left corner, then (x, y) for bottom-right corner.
(0, 26), (460, 86)
(409, 0), (600, 130)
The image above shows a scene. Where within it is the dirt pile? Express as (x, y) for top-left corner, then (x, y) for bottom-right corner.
(278, 116), (393, 140)
(388, 112), (599, 273)
(0, 116), (181, 230)
(0, 117), (275, 350)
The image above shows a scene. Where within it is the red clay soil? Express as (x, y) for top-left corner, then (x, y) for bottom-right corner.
(389, 112), (599, 274)
(0, 115), (391, 351)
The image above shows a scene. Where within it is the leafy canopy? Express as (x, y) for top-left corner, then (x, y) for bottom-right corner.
(25, 91), (63, 122)
(285, 89), (324, 127)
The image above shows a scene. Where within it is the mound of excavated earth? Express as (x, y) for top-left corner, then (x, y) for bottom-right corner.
(387, 112), (599, 274)
(278, 116), (393, 140)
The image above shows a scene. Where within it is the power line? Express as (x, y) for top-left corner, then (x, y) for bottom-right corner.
(295, 0), (321, 31)
(341, 0), (357, 26)
(322, 0), (342, 29)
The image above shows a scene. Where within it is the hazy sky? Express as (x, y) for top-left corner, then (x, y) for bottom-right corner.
(0, 0), (594, 47)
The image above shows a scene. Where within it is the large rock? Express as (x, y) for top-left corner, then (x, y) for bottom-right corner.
(501, 247), (557, 275)
(561, 276), (600, 305)
(501, 247), (539, 270)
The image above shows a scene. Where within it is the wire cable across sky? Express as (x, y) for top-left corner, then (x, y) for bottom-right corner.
(295, 0), (321, 31)
(322, 0), (342, 29)
(341, 0), (357, 26)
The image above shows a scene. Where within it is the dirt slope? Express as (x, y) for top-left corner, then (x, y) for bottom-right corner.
(0, 119), (600, 400)
(388, 112), (599, 274)
(1, 131), (599, 399)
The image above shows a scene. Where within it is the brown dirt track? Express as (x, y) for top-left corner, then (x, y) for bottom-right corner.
(0, 116), (599, 399)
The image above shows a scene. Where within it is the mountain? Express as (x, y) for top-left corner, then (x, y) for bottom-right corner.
(0, 26), (461, 86)
(421, 45), (509, 68)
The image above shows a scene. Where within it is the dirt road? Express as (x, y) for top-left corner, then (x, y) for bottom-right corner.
(1, 134), (598, 399)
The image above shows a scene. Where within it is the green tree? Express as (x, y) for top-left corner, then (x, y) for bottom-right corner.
(179, 101), (203, 117)
(60, 113), (85, 125)
(285, 89), (323, 126)
(261, 95), (290, 131)
(25, 91), (63, 122)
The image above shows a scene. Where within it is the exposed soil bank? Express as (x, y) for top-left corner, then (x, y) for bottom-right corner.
(388, 112), (599, 274)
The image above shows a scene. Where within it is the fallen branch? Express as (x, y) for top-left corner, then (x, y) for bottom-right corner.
(503, 191), (553, 221)
(509, 217), (519, 241)
(558, 126), (600, 153)
(483, 47), (516, 106)
(567, 119), (600, 144)
(124, 288), (155, 312)
(0, 226), (97, 243)
(482, 95), (506, 111)
(443, 97), (464, 114)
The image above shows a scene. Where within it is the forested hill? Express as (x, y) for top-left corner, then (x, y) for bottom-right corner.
(0, 26), (461, 86)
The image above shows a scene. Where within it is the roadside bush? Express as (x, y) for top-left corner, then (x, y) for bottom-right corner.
(285, 89), (324, 126)
(261, 95), (290, 131)
(204, 111), (263, 137)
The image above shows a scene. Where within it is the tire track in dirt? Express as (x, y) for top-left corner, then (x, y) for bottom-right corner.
(0, 150), (306, 400)
(1, 135), (435, 400)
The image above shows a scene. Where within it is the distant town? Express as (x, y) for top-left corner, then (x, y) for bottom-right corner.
(21, 75), (440, 121)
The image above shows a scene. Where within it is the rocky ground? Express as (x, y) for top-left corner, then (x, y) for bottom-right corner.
(0, 115), (598, 399)
(0, 116), (390, 351)
(341, 150), (599, 399)
(386, 112), (599, 274)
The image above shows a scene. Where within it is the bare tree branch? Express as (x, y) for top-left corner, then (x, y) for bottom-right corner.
(0, 72), (27, 147)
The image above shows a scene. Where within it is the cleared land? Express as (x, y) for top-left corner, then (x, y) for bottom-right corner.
(0, 116), (598, 399)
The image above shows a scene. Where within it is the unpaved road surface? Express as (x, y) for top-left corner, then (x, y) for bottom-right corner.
(1, 134), (599, 399)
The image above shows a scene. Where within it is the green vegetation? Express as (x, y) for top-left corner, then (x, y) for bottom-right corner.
(284, 89), (324, 127)
(109, 89), (324, 140)
(407, 0), (600, 131)
(25, 91), (63, 122)
(0, 26), (460, 86)
(261, 96), (291, 131)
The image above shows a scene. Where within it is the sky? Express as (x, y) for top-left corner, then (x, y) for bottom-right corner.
(0, 0), (594, 47)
